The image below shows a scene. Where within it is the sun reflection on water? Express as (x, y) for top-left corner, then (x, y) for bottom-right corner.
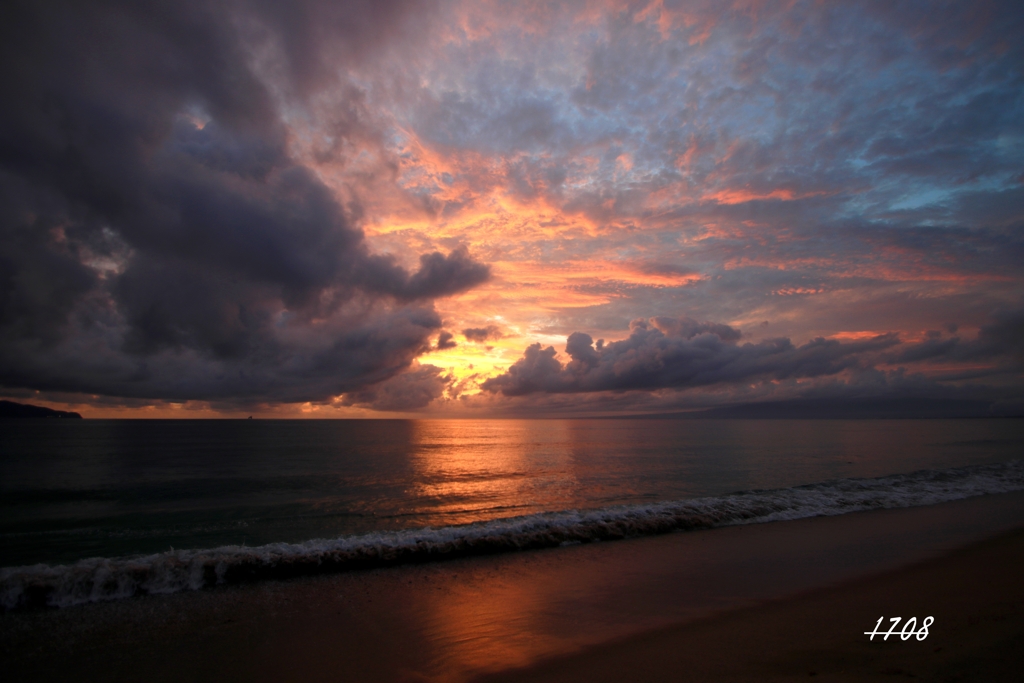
(406, 420), (581, 526)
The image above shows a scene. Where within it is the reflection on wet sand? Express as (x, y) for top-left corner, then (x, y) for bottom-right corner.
(3, 492), (1023, 683)
(370, 491), (1024, 681)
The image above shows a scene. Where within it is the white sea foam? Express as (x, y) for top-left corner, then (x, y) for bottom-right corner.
(2, 460), (1022, 610)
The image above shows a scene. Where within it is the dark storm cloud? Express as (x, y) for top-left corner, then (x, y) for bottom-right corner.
(462, 325), (503, 342)
(1, 305), (447, 403)
(482, 316), (900, 397)
(435, 331), (457, 350)
(340, 363), (451, 411)
(887, 309), (1024, 366)
(0, 0), (491, 404)
(478, 366), (1017, 419)
(389, 246), (492, 302)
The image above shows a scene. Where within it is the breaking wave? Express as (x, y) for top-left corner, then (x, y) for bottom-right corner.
(3, 460), (1022, 610)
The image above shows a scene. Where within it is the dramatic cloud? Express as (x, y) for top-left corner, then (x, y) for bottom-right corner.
(0, 0), (488, 404)
(436, 331), (458, 350)
(2, 0), (1022, 415)
(462, 325), (503, 343)
(886, 310), (1024, 370)
(483, 317), (900, 396)
(340, 362), (452, 411)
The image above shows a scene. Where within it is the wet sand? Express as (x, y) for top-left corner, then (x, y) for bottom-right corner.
(479, 524), (1024, 683)
(3, 491), (1023, 682)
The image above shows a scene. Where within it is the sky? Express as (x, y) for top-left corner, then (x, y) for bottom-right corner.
(1, 0), (1022, 418)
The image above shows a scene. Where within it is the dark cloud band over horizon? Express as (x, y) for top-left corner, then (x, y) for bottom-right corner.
(482, 313), (1024, 414)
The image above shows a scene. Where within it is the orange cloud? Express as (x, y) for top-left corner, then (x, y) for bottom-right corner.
(772, 287), (826, 296)
(633, 0), (718, 43)
(704, 188), (828, 204)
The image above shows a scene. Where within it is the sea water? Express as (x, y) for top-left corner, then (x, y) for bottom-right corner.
(1, 418), (1022, 608)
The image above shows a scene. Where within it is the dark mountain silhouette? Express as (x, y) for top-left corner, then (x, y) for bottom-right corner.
(622, 398), (1012, 420)
(691, 398), (999, 419)
(0, 400), (82, 418)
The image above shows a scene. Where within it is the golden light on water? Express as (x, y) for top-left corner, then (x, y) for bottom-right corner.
(406, 420), (580, 525)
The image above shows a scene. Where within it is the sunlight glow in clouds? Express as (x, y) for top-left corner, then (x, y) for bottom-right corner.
(1, 0), (1022, 416)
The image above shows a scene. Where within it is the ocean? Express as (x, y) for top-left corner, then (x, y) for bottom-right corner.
(1, 418), (1022, 609)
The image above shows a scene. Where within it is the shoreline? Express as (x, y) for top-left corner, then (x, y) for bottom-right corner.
(479, 525), (1024, 682)
(5, 458), (1021, 610)
(3, 491), (1023, 682)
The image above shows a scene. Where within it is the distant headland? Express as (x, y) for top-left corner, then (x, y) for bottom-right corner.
(0, 400), (82, 419)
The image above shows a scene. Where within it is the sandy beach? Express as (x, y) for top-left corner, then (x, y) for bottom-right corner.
(3, 491), (1023, 683)
(482, 512), (1024, 683)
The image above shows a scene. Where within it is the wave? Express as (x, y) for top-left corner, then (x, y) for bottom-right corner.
(3, 460), (1022, 610)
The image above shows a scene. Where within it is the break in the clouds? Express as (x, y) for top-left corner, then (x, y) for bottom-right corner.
(1, 0), (1022, 415)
